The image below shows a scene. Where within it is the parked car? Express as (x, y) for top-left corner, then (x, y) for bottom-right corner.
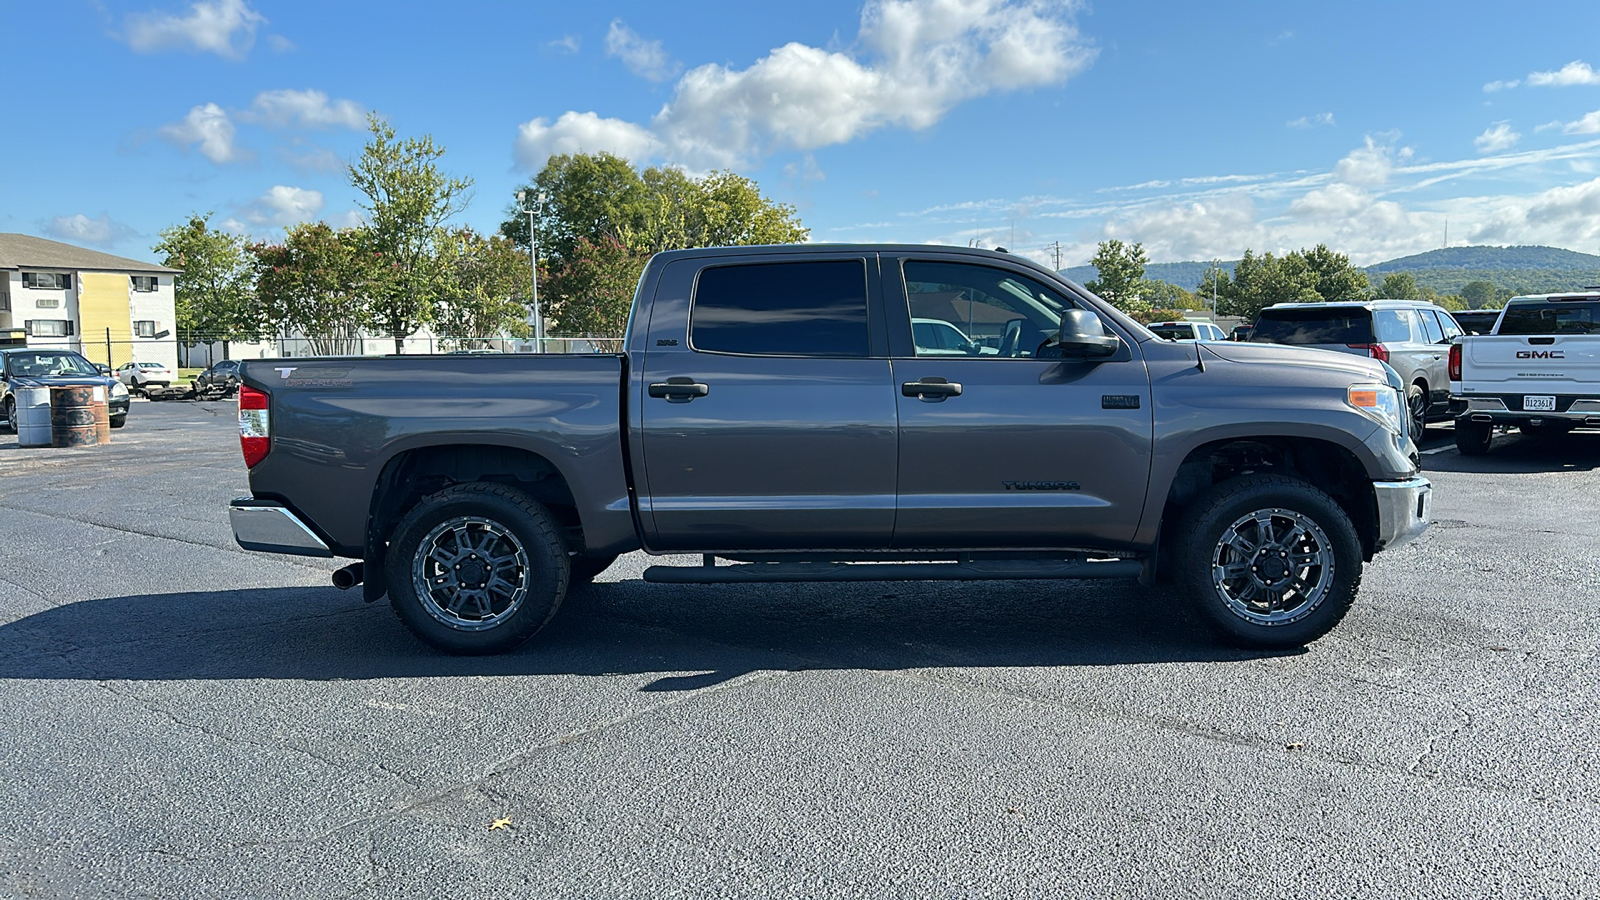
(1148, 321), (1227, 342)
(911, 317), (999, 355)
(115, 361), (176, 392)
(1230, 324), (1253, 341)
(229, 244), (1429, 656)
(193, 359), (242, 399)
(1249, 299), (1462, 436)
(0, 347), (130, 431)
(1449, 289), (1600, 455)
(1450, 309), (1501, 335)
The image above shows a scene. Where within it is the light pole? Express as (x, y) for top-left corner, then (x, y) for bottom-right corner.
(517, 189), (547, 352)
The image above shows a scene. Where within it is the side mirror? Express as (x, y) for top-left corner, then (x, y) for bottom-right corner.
(96, 364), (111, 375)
(1053, 309), (1121, 359)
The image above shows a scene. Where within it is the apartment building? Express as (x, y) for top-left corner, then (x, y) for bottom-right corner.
(0, 233), (180, 370)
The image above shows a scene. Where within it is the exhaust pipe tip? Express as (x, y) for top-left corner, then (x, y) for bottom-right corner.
(332, 562), (364, 590)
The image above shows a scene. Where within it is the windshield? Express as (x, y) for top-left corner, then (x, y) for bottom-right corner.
(1497, 300), (1600, 335)
(1250, 308), (1374, 345)
(5, 352), (101, 377)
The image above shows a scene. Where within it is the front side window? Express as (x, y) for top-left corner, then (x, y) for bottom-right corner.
(1435, 311), (1463, 341)
(1418, 309), (1445, 343)
(690, 260), (869, 357)
(903, 261), (1072, 358)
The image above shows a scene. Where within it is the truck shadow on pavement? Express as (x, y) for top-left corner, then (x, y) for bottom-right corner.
(1425, 428), (1600, 474)
(0, 578), (1290, 686)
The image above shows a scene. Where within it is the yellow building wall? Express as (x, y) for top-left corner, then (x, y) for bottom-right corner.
(77, 272), (133, 368)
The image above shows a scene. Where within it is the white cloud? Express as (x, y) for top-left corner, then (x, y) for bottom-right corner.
(327, 209), (366, 229)
(244, 89), (365, 129)
(1527, 60), (1600, 87)
(42, 214), (138, 248)
(123, 0), (266, 61)
(546, 35), (580, 54)
(265, 34), (295, 53)
(1474, 122), (1520, 153)
(242, 186), (325, 227)
(1562, 110), (1600, 135)
(515, 0), (1095, 171)
(605, 20), (680, 82)
(514, 111), (662, 169)
(1333, 135), (1412, 187)
(160, 102), (242, 163)
(1483, 79), (1519, 92)
(1287, 112), (1335, 129)
(1467, 177), (1600, 249)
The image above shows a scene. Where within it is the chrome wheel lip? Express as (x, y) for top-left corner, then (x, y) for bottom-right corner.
(1210, 506), (1335, 626)
(412, 515), (530, 632)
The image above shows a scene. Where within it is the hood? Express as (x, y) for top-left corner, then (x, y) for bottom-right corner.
(8, 375), (118, 389)
(1202, 341), (1394, 385)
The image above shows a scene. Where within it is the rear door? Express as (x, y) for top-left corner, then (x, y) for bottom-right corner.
(636, 253), (899, 551)
(885, 254), (1154, 548)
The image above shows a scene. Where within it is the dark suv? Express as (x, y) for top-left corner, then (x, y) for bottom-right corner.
(1249, 300), (1463, 436)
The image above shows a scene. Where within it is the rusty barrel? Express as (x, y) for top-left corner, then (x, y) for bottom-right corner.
(92, 395), (111, 443)
(49, 385), (101, 448)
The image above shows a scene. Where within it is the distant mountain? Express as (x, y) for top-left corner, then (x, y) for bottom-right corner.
(1061, 246), (1600, 297)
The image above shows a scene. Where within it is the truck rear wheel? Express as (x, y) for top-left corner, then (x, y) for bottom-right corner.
(1173, 475), (1363, 650)
(1454, 420), (1493, 455)
(385, 482), (569, 655)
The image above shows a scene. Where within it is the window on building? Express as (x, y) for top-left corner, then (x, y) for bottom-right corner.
(131, 275), (159, 292)
(134, 320), (158, 338)
(22, 272), (71, 290)
(0, 291), (9, 312)
(24, 320), (75, 337)
(35, 297), (60, 309)
(690, 260), (870, 357)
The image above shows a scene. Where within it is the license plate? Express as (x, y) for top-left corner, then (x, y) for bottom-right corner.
(1523, 395), (1557, 411)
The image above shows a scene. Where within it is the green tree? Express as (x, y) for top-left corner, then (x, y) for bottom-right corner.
(1301, 244), (1369, 303)
(541, 237), (649, 336)
(1378, 272), (1422, 300)
(433, 228), (534, 347)
(500, 153), (649, 266)
(679, 171), (808, 248)
(251, 223), (377, 356)
(1138, 279), (1201, 311)
(1085, 239), (1148, 308)
(153, 213), (259, 349)
(348, 114), (473, 353)
(1459, 280), (1499, 309)
(1196, 260), (1231, 310)
(1218, 250), (1321, 318)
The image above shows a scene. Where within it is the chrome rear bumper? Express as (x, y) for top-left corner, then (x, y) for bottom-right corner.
(1372, 477), (1431, 552)
(230, 498), (332, 557)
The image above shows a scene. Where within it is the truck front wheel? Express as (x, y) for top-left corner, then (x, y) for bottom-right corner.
(1173, 475), (1363, 650)
(385, 482), (570, 655)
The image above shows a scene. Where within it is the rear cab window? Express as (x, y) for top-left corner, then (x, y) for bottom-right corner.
(690, 260), (870, 357)
(1250, 308), (1374, 345)
(1497, 299), (1600, 335)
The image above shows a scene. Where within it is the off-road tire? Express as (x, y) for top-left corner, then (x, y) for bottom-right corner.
(1454, 419), (1493, 455)
(385, 482), (569, 655)
(1407, 383), (1428, 438)
(1173, 474), (1363, 650)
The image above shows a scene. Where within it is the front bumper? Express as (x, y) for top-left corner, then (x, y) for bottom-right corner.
(1372, 477), (1431, 553)
(230, 498), (333, 557)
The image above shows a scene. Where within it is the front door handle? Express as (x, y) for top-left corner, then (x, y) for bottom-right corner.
(901, 377), (963, 401)
(648, 377), (710, 402)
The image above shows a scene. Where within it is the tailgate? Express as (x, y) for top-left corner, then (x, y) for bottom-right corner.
(1460, 336), (1600, 392)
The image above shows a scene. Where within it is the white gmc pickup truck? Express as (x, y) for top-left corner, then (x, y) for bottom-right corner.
(1450, 289), (1600, 454)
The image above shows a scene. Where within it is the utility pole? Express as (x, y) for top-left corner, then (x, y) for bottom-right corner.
(1051, 241), (1062, 270)
(517, 190), (547, 353)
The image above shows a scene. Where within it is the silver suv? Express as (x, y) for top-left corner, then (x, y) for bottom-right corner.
(1249, 300), (1463, 435)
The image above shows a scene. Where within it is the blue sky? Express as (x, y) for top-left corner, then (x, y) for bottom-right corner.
(5, 0), (1600, 274)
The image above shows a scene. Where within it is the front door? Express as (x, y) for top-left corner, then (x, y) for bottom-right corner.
(887, 256), (1154, 549)
(637, 255), (899, 551)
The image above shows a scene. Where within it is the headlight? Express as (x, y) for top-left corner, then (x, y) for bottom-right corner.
(109, 381), (129, 397)
(1347, 383), (1403, 434)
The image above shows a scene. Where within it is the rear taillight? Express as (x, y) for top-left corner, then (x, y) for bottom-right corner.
(239, 385), (270, 468)
(1448, 343), (1462, 381)
(1347, 343), (1390, 363)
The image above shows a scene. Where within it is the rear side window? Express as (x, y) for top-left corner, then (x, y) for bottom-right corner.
(1250, 309), (1374, 345)
(1498, 301), (1600, 335)
(1373, 310), (1419, 343)
(691, 261), (869, 357)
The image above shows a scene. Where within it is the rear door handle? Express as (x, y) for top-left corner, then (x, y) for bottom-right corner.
(648, 378), (709, 402)
(901, 377), (963, 401)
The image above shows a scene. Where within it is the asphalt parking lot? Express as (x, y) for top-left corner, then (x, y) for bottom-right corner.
(1, 400), (1597, 898)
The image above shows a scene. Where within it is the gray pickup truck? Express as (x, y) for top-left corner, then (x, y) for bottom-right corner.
(230, 245), (1430, 654)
